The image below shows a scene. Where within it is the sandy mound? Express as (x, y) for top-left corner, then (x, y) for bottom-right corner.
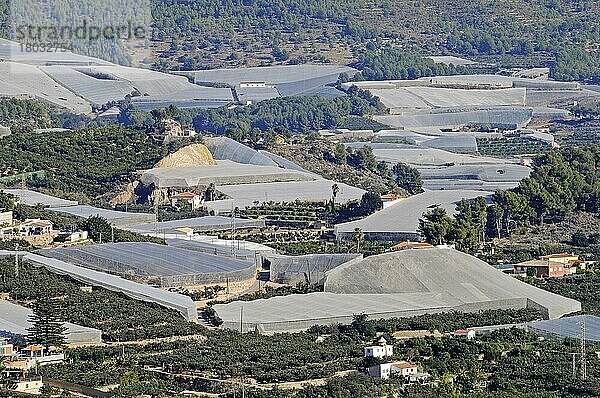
(155, 144), (216, 168)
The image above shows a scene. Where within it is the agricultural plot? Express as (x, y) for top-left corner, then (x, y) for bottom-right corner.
(373, 107), (533, 129)
(42, 242), (257, 287)
(215, 179), (365, 209)
(140, 160), (315, 188)
(334, 189), (492, 241)
(25, 253), (198, 320)
(41, 66), (135, 107)
(372, 87), (526, 111)
(214, 248), (581, 332)
(0, 62), (91, 113)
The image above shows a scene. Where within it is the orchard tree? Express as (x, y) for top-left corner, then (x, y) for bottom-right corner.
(80, 215), (112, 243)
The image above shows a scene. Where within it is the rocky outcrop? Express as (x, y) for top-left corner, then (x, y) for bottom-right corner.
(109, 180), (140, 206)
(151, 118), (184, 138)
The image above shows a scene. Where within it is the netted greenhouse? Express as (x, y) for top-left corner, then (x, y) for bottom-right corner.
(214, 249), (581, 333)
(266, 253), (362, 284)
(40, 242), (257, 287)
(25, 253), (198, 321)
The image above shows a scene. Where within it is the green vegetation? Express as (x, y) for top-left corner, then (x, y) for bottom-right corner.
(309, 309), (540, 337)
(268, 239), (395, 258)
(36, 309), (579, 398)
(148, 0), (599, 82)
(392, 162), (423, 195)
(26, 296), (68, 352)
(572, 99), (600, 118)
(3, 1), (599, 82)
(80, 215), (164, 244)
(418, 199), (484, 254)
(353, 46), (467, 80)
(0, 127), (183, 199)
(477, 137), (552, 157)
(0, 98), (105, 134)
(269, 137), (401, 195)
(117, 88), (385, 135)
(0, 259), (203, 341)
(0, 99), (56, 134)
(40, 309), (537, 384)
(421, 147), (600, 250)
(180, 87), (384, 134)
(210, 283), (323, 306)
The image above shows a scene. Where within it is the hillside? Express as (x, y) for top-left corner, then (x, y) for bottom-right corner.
(4, 1), (598, 81)
(148, 0), (600, 82)
(270, 137), (400, 195)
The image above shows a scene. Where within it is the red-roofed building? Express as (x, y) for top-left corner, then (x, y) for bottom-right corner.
(391, 241), (434, 251)
(540, 253), (587, 272)
(515, 259), (568, 278)
(367, 361), (429, 382)
(380, 194), (406, 209)
(170, 192), (203, 211)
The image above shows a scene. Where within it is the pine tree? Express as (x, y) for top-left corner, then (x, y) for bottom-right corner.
(27, 297), (67, 353)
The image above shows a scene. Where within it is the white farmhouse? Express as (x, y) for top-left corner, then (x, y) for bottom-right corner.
(367, 361), (419, 380)
(364, 336), (394, 358)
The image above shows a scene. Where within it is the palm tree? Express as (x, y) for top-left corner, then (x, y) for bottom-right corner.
(352, 227), (364, 253)
(331, 183), (340, 212)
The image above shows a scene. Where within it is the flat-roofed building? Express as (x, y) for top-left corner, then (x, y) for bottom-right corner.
(364, 337), (394, 358)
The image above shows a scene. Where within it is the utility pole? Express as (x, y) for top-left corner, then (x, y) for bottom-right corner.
(14, 243), (19, 278)
(231, 203), (237, 256)
(154, 199), (159, 236)
(580, 316), (587, 380)
(240, 306), (244, 334)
